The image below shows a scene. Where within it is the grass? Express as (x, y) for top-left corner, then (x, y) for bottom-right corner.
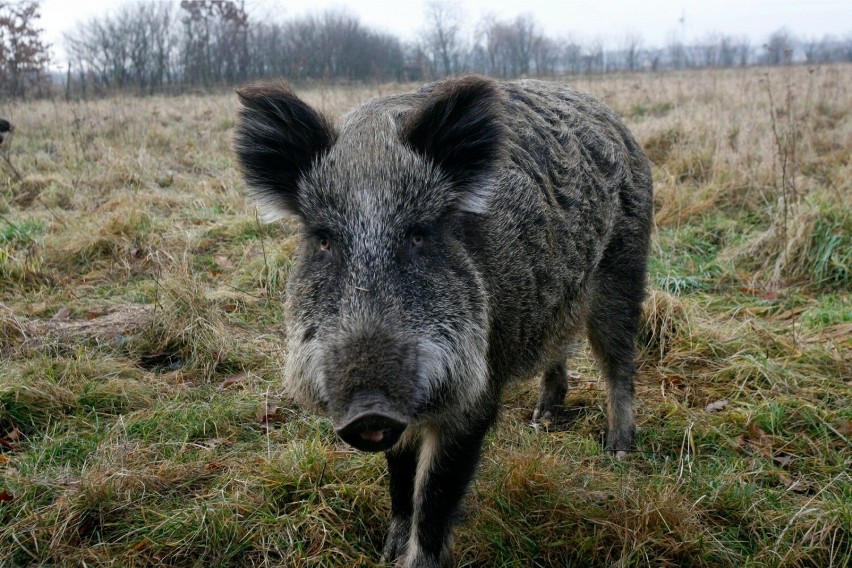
(1, 66), (851, 567)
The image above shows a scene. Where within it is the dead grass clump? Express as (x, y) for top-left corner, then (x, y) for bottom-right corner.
(654, 174), (723, 226)
(639, 288), (697, 362)
(129, 273), (277, 380)
(724, 194), (851, 289)
(669, 148), (715, 184)
(629, 101), (674, 120)
(9, 175), (65, 208)
(46, 206), (154, 270)
(0, 302), (27, 349)
(642, 127), (682, 165)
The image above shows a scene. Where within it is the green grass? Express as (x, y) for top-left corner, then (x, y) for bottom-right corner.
(1, 66), (851, 566)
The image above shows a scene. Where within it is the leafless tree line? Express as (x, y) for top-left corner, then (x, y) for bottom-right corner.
(63, 1), (405, 95)
(3, 1), (852, 99)
(420, 5), (852, 77)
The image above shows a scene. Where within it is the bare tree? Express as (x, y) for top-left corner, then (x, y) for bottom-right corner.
(666, 33), (688, 69)
(473, 13), (543, 77)
(622, 32), (643, 71)
(561, 38), (584, 75)
(421, 1), (464, 76)
(763, 27), (795, 65)
(508, 14), (538, 76)
(0, 0), (50, 98)
(532, 35), (559, 76)
(66, 2), (178, 94)
(180, 0), (249, 87)
(584, 38), (605, 74)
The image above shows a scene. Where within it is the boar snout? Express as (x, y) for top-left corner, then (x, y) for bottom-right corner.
(335, 391), (409, 452)
(325, 328), (421, 452)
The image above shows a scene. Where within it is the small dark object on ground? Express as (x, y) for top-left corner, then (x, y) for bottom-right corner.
(0, 118), (14, 145)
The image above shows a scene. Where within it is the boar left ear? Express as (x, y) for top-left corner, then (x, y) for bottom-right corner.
(234, 81), (336, 220)
(403, 76), (506, 214)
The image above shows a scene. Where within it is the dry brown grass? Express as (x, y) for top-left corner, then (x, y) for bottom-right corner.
(0, 67), (850, 567)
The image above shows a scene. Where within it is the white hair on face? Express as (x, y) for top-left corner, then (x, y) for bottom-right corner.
(282, 324), (328, 407)
(254, 200), (291, 224)
(454, 180), (493, 215)
(416, 315), (490, 414)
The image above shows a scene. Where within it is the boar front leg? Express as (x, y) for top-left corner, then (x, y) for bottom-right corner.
(383, 445), (417, 562)
(392, 419), (491, 568)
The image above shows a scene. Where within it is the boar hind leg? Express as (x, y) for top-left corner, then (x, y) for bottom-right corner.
(401, 420), (492, 568)
(533, 361), (568, 423)
(587, 246), (647, 456)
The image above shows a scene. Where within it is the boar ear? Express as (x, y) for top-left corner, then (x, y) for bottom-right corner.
(404, 76), (506, 214)
(234, 81), (336, 220)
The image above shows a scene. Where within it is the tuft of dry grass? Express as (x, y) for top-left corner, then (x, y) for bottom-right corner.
(1, 68), (850, 567)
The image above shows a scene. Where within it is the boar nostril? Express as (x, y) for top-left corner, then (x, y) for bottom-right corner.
(360, 429), (389, 443)
(336, 408), (408, 453)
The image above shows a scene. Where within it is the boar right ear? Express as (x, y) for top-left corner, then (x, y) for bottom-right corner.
(403, 76), (506, 214)
(234, 82), (335, 220)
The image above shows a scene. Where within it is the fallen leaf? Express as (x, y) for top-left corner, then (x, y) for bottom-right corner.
(51, 307), (71, 321)
(256, 401), (282, 429)
(738, 423), (773, 458)
(773, 452), (794, 467)
(836, 419), (852, 437)
(778, 473), (812, 493)
(220, 304), (238, 313)
(85, 308), (108, 320)
(705, 399), (728, 413)
(737, 287), (779, 300)
(775, 306), (809, 320)
(665, 375), (683, 385)
(0, 490), (13, 502)
(584, 491), (611, 503)
(219, 374), (246, 389)
(5, 428), (21, 443)
(0, 455), (8, 465)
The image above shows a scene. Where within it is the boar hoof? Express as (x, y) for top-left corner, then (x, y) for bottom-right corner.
(381, 518), (410, 563)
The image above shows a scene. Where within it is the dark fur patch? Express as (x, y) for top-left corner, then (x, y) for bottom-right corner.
(403, 76), (507, 200)
(234, 82), (336, 217)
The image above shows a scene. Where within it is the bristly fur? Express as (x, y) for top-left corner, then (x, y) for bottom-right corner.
(234, 75), (653, 568)
(233, 81), (336, 221)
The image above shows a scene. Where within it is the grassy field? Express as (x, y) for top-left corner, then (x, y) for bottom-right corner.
(0, 66), (850, 567)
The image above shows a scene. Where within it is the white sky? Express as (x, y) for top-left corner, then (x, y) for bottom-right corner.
(40, 0), (852, 68)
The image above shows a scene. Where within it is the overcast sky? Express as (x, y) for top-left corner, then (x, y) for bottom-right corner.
(40, 0), (852, 68)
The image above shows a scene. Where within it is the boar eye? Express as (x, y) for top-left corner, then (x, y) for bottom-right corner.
(411, 232), (424, 247)
(318, 236), (331, 251)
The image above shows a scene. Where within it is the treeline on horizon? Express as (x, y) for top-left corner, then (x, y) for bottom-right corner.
(2, 0), (852, 99)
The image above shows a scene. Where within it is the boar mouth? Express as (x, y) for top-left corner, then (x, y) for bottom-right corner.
(334, 391), (409, 452)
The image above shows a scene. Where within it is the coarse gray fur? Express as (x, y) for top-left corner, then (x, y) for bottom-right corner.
(234, 76), (653, 567)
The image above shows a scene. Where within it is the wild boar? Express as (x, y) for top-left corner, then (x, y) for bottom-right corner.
(234, 75), (653, 567)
